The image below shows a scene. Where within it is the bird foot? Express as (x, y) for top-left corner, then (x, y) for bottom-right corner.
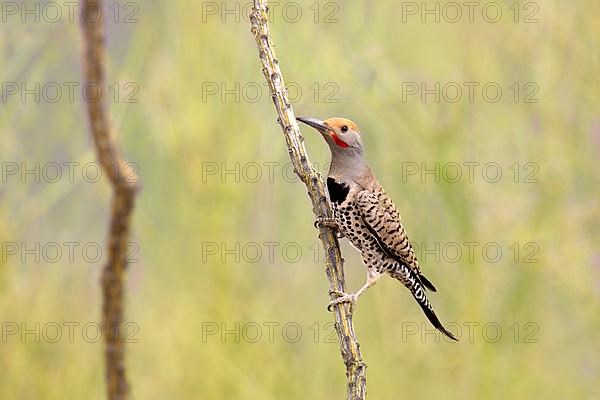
(315, 217), (344, 238)
(314, 217), (338, 230)
(327, 289), (358, 312)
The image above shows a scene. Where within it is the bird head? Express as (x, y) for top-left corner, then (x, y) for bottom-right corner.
(297, 116), (369, 180)
(296, 116), (363, 152)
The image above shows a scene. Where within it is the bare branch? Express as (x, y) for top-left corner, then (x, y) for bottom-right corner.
(79, 1), (139, 399)
(249, 2), (367, 399)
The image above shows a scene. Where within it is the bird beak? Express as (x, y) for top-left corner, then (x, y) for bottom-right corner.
(296, 116), (331, 134)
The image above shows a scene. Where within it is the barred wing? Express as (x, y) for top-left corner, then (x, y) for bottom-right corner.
(356, 189), (437, 291)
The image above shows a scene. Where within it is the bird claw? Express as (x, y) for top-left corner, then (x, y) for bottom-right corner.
(328, 289), (346, 297)
(327, 290), (357, 312)
(314, 217), (338, 230)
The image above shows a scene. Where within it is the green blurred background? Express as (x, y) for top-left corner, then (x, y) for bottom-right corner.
(1, 0), (599, 398)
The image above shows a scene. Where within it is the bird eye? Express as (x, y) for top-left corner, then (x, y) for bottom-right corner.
(341, 125), (349, 133)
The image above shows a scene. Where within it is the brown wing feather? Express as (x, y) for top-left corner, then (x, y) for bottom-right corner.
(356, 188), (437, 291)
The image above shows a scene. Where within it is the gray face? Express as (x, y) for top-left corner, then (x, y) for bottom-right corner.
(296, 116), (363, 151)
(297, 116), (369, 181)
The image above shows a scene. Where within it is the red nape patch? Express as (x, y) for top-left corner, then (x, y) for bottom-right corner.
(332, 133), (349, 148)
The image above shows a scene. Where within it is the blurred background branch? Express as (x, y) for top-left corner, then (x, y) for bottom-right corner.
(80, 0), (139, 399)
(250, 1), (366, 399)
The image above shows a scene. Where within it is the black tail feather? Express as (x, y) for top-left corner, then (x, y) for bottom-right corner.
(417, 300), (458, 341)
(419, 274), (437, 292)
(392, 263), (456, 341)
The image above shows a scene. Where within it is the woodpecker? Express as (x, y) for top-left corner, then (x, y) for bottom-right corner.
(297, 116), (457, 341)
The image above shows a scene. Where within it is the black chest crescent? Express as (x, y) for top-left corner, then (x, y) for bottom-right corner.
(327, 177), (350, 204)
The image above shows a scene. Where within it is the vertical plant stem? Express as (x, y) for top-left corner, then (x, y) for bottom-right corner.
(249, 2), (367, 399)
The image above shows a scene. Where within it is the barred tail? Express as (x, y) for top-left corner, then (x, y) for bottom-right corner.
(394, 265), (458, 341)
(414, 290), (458, 341)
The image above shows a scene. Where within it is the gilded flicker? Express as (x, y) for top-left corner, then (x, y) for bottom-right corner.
(297, 116), (457, 341)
